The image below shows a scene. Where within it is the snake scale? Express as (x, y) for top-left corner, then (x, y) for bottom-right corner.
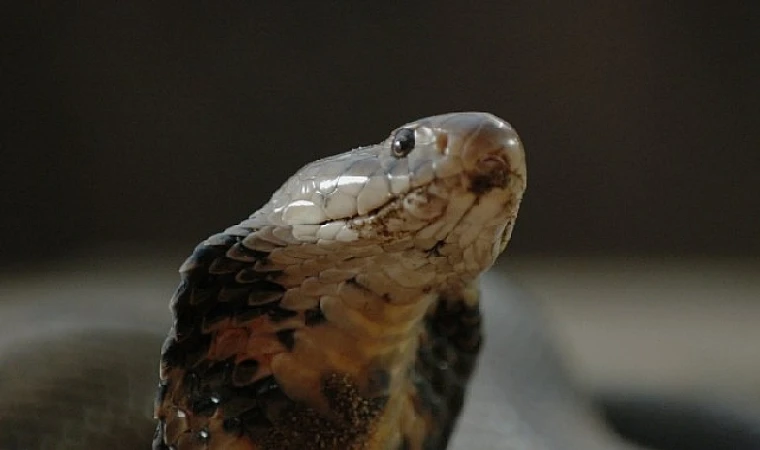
(1, 112), (648, 449)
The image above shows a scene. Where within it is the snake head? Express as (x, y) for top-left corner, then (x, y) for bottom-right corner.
(243, 112), (526, 294)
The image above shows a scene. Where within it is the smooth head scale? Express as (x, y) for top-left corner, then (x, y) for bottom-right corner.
(155, 112), (527, 450)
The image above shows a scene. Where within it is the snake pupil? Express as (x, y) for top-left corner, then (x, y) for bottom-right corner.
(391, 127), (415, 157)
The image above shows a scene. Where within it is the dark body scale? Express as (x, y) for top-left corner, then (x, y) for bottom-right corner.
(413, 295), (483, 450)
(154, 230), (483, 450)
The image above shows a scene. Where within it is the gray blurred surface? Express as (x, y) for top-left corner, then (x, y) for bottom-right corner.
(2, 3), (759, 261)
(499, 258), (760, 403)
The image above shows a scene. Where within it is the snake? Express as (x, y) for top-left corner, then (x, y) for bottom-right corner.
(151, 111), (529, 450)
(1, 112), (755, 450)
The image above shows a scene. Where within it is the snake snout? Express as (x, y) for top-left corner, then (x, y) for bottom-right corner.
(445, 113), (525, 194)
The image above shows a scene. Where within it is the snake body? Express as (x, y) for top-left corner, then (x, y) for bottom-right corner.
(0, 112), (653, 450)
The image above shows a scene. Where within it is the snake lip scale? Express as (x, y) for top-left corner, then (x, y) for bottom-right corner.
(154, 112), (527, 450)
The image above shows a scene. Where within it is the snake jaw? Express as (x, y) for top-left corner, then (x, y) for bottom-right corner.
(402, 113), (526, 285)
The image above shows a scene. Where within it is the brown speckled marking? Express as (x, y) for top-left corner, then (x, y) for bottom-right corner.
(254, 374), (386, 450)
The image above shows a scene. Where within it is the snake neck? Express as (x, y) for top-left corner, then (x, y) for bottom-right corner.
(374, 283), (484, 450)
(229, 226), (446, 398)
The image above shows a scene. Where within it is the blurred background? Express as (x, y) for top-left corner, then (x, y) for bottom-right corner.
(2, 2), (758, 259)
(1, 1), (759, 443)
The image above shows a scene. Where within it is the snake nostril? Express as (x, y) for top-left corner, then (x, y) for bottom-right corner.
(469, 153), (510, 194)
(477, 154), (508, 173)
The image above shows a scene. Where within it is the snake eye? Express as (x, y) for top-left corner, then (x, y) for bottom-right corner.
(391, 128), (416, 158)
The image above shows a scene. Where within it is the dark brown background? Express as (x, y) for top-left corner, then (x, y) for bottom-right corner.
(2, 2), (758, 263)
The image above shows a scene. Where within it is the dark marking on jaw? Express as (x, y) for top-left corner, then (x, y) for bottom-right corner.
(426, 240), (445, 257)
(468, 156), (510, 194)
(469, 172), (509, 194)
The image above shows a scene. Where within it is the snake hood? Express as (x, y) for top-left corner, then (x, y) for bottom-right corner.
(155, 112), (527, 450)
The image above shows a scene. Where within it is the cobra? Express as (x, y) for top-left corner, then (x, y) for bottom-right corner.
(153, 112), (528, 449)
